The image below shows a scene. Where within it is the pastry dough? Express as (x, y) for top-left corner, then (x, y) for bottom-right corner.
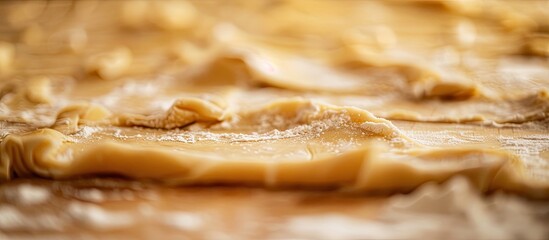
(0, 1), (548, 200)
(2, 99), (548, 198)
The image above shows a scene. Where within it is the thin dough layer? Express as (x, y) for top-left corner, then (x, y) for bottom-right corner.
(2, 100), (547, 198)
(0, 1), (548, 205)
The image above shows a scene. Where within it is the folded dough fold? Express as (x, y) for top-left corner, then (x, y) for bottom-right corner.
(116, 97), (227, 129)
(52, 103), (112, 134)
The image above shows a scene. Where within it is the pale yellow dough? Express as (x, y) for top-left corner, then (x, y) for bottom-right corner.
(0, 0), (548, 200)
(1, 99), (547, 198)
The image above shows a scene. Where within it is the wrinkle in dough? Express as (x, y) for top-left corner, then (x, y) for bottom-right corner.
(52, 103), (111, 134)
(116, 97), (227, 129)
